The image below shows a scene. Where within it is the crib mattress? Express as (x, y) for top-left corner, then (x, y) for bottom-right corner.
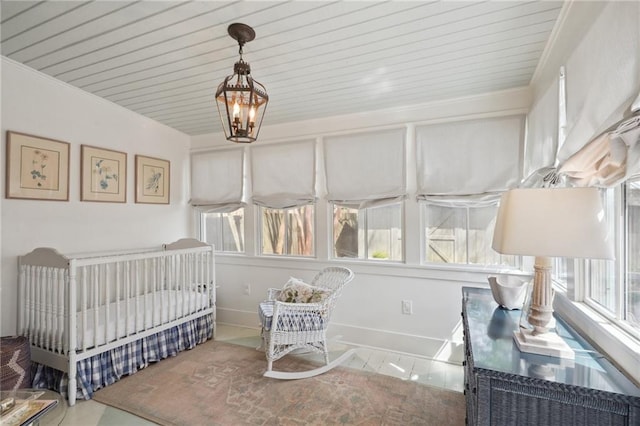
(76, 289), (211, 349)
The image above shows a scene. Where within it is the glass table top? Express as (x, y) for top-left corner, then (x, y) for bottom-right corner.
(463, 286), (640, 397)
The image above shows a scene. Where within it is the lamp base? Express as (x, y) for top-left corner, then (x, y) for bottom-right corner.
(513, 329), (575, 359)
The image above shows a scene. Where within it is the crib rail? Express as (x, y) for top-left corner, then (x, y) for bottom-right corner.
(18, 242), (215, 356)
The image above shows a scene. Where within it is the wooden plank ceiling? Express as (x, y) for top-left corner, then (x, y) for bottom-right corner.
(1, 1), (564, 136)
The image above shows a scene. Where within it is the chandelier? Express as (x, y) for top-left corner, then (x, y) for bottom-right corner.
(215, 23), (268, 143)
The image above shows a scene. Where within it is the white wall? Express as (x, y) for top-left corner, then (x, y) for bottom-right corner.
(193, 87), (532, 361)
(0, 58), (192, 336)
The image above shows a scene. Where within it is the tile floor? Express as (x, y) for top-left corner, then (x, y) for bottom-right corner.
(40, 325), (463, 425)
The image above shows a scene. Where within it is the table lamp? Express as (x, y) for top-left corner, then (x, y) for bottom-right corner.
(492, 187), (614, 359)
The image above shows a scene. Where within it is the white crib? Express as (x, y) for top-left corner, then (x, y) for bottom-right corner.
(17, 238), (215, 406)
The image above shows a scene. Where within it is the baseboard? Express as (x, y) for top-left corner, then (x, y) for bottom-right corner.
(217, 307), (260, 329)
(329, 323), (463, 363)
(216, 307), (463, 363)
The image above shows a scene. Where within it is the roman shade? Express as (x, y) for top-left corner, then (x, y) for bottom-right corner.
(190, 148), (245, 212)
(558, 2), (639, 166)
(558, 109), (640, 187)
(416, 115), (525, 206)
(552, 2), (640, 188)
(324, 128), (406, 208)
(251, 140), (316, 209)
(524, 76), (560, 180)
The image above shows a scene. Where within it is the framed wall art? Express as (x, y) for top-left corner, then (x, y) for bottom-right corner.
(135, 155), (170, 204)
(81, 145), (127, 203)
(5, 131), (70, 201)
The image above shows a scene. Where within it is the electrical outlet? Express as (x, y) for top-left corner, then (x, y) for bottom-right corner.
(243, 283), (251, 295)
(402, 300), (412, 315)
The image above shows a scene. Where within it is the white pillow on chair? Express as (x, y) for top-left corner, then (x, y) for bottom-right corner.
(277, 277), (331, 303)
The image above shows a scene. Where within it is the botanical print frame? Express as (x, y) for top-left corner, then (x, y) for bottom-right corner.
(5, 131), (70, 201)
(135, 155), (170, 204)
(81, 145), (127, 203)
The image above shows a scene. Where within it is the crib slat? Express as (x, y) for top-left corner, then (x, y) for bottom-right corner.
(162, 257), (167, 323)
(104, 263), (110, 345)
(81, 266), (88, 352)
(18, 266), (25, 337)
(45, 268), (52, 350)
(181, 253), (187, 318)
(31, 267), (37, 346)
(168, 255), (174, 321)
(38, 267), (46, 348)
(33, 267), (40, 347)
(67, 259), (77, 356)
(116, 262), (121, 340)
(126, 261), (131, 336)
(144, 258), (149, 330)
(22, 266), (31, 339)
(133, 261), (140, 332)
(93, 265), (99, 349)
(152, 258), (157, 327)
(27, 266), (35, 344)
(189, 253), (195, 313)
(204, 252), (210, 310)
(57, 268), (65, 353)
(50, 269), (57, 351)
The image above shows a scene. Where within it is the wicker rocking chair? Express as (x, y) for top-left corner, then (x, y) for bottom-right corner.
(258, 267), (354, 379)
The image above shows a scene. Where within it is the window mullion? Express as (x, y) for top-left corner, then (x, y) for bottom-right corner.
(363, 209), (369, 259)
(465, 207), (470, 264)
(619, 183), (627, 322)
(218, 213), (225, 251)
(285, 209), (291, 255)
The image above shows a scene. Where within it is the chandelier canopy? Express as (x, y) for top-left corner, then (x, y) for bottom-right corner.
(215, 23), (268, 143)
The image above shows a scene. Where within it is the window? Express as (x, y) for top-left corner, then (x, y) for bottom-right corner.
(586, 188), (616, 313)
(422, 203), (519, 267)
(584, 180), (640, 334)
(552, 257), (569, 289)
(202, 208), (245, 253)
(259, 205), (314, 256)
(332, 203), (403, 261)
(626, 179), (640, 328)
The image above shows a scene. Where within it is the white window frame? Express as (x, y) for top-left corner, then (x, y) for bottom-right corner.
(257, 204), (316, 258)
(330, 202), (405, 262)
(199, 208), (245, 254)
(581, 183), (640, 340)
(419, 202), (521, 270)
(555, 181), (640, 386)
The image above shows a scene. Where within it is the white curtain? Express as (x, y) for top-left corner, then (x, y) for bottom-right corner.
(251, 140), (316, 209)
(559, 112), (640, 187)
(552, 2), (640, 188)
(190, 148), (245, 212)
(558, 1), (640, 165)
(524, 75), (560, 179)
(324, 128), (406, 208)
(416, 115), (525, 206)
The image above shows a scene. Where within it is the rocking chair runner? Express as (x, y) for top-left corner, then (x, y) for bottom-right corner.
(258, 267), (354, 378)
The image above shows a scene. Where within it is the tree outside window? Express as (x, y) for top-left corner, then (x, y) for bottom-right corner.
(260, 205), (314, 256)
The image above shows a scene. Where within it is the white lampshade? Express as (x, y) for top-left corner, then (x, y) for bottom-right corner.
(492, 187), (614, 260)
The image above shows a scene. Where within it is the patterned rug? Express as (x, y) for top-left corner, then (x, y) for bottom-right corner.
(93, 339), (465, 425)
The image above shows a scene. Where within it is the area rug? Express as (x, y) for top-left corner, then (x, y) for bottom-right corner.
(93, 340), (465, 425)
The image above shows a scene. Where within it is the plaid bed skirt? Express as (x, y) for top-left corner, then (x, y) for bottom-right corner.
(31, 314), (214, 400)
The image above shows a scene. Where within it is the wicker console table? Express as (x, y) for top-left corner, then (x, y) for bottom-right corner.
(462, 287), (640, 426)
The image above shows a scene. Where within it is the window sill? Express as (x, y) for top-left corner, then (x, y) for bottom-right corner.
(554, 290), (640, 387)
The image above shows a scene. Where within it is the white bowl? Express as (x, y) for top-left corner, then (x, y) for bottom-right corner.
(488, 275), (530, 310)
